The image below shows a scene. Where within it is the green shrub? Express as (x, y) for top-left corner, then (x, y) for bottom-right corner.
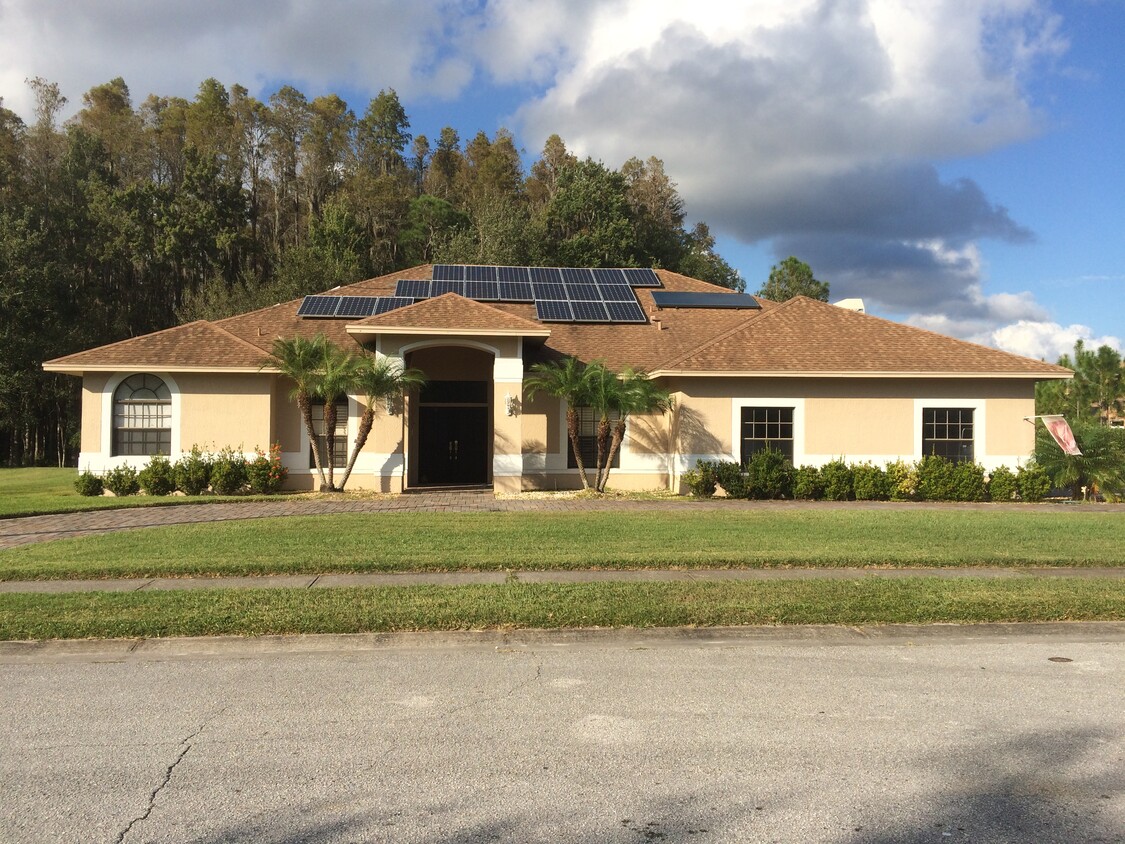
(713, 461), (749, 499)
(74, 470), (104, 497)
(821, 459), (854, 501)
(175, 446), (212, 495)
(744, 448), (794, 499)
(210, 447), (248, 495)
(793, 465), (824, 500)
(916, 455), (957, 501)
(987, 466), (1017, 502)
(138, 453), (176, 496)
(885, 460), (918, 501)
(247, 444), (288, 495)
(103, 464), (140, 497)
(852, 462), (890, 501)
(951, 461), (987, 502)
(1017, 463), (1052, 502)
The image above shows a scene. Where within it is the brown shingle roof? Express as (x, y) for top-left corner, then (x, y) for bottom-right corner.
(656, 295), (1073, 376)
(43, 321), (270, 372)
(348, 293), (550, 335)
(44, 265), (1071, 379)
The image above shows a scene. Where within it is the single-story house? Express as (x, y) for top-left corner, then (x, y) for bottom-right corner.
(44, 264), (1072, 493)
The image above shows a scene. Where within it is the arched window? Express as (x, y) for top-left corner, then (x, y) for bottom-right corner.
(113, 374), (171, 456)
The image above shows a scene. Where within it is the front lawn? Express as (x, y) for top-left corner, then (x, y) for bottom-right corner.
(1, 509), (1122, 581)
(0, 577), (1120, 640)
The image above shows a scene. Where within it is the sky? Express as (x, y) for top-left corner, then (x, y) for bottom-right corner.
(1, 0), (1122, 362)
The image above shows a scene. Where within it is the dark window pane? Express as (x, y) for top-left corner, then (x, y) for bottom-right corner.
(922, 407), (974, 463)
(740, 407), (794, 465)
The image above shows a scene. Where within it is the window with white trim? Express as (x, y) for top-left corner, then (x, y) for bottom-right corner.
(310, 398), (348, 469)
(740, 407), (793, 464)
(922, 407), (974, 463)
(113, 374), (171, 456)
(567, 407), (621, 469)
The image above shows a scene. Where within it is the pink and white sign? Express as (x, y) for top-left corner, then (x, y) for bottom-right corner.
(1041, 415), (1083, 456)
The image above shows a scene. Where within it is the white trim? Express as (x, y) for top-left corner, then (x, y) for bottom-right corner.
(492, 453), (523, 477)
(730, 397), (806, 467)
(347, 325), (549, 338)
(651, 369), (1070, 380)
(95, 372), (183, 470)
(47, 364), (268, 374)
(398, 338), (501, 358)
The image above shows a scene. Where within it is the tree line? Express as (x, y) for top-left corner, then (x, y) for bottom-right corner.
(0, 75), (741, 467)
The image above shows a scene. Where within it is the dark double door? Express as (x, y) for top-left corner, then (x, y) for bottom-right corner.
(417, 405), (489, 486)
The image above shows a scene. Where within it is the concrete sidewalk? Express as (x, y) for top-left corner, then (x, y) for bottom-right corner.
(1, 565), (1121, 594)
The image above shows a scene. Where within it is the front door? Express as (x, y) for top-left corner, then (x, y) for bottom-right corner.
(416, 382), (490, 486)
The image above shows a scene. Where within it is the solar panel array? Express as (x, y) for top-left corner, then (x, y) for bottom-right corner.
(298, 265), (659, 324)
(296, 295), (414, 318)
(416, 265), (653, 324)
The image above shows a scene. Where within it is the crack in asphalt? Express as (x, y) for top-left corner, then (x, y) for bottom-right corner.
(115, 708), (225, 844)
(444, 655), (542, 716)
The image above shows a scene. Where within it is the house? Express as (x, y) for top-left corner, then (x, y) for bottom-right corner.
(43, 264), (1073, 493)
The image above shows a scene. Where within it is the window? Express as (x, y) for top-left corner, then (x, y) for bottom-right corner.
(567, 407), (621, 469)
(113, 374), (171, 456)
(922, 407), (974, 462)
(740, 407), (793, 464)
(310, 399), (348, 469)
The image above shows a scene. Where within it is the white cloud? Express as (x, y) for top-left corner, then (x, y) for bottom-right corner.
(990, 321), (1121, 361)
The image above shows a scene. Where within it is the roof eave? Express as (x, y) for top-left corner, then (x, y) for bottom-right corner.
(649, 369), (1074, 379)
(42, 363), (273, 375)
(345, 325), (551, 339)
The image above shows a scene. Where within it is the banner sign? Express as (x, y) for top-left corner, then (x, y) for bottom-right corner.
(1040, 415), (1083, 456)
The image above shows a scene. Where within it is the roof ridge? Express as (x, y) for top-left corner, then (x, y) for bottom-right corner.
(44, 320), (211, 364)
(206, 320), (278, 358)
(654, 294), (793, 371)
(352, 292), (547, 331)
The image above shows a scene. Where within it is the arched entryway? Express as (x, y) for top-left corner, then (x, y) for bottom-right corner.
(407, 345), (494, 487)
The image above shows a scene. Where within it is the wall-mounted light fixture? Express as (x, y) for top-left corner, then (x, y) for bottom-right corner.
(504, 392), (516, 416)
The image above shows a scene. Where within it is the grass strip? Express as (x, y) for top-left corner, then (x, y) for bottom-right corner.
(2, 510), (1123, 581)
(1, 578), (1121, 640)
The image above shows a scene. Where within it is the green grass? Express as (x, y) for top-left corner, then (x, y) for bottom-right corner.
(2, 509), (1122, 581)
(0, 578), (1120, 640)
(0, 467), (302, 518)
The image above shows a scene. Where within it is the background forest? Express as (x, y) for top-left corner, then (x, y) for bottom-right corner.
(0, 77), (741, 467)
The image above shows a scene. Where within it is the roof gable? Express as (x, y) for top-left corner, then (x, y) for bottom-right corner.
(346, 293), (550, 336)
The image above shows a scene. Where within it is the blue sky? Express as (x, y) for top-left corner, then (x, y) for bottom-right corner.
(1, 0), (1121, 361)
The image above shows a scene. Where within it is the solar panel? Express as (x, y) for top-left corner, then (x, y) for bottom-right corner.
(431, 279), (465, 297)
(334, 296), (381, 318)
(431, 264), (465, 280)
(530, 267), (563, 284)
(532, 281), (567, 301)
(465, 265), (498, 282)
(296, 295), (341, 318)
(564, 282), (601, 301)
(570, 301), (611, 322)
(622, 268), (662, 287)
(464, 280), (499, 301)
(371, 297), (415, 315)
(604, 300), (648, 323)
(395, 279), (432, 299)
(592, 268), (627, 285)
(561, 267), (595, 286)
(535, 300), (574, 322)
(498, 281), (534, 302)
(498, 266), (530, 283)
(650, 291), (760, 309)
(598, 284), (635, 302)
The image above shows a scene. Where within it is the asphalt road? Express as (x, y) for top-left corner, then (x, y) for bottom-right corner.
(2, 625), (1122, 844)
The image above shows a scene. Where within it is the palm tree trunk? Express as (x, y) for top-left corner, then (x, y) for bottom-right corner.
(566, 407), (590, 490)
(323, 397), (340, 491)
(594, 415), (611, 492)
(600, 419), (628, 492)
(298, 392), (328, 491)
(338, 408), (374, 491)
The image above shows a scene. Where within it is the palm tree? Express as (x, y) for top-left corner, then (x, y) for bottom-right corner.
(583, 362), (617, 492)
(337, 356), (426, 491)
(598, 368), (672, 493)
(1034, 422), (1125, 499)
(524, 356), (596, 490)
(313, 341), (362, 491)
(264, 334), (330, 491)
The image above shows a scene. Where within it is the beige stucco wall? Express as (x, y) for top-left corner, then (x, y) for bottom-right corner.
(80, 373), (110, 454)
(176, 373), (273, 453)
